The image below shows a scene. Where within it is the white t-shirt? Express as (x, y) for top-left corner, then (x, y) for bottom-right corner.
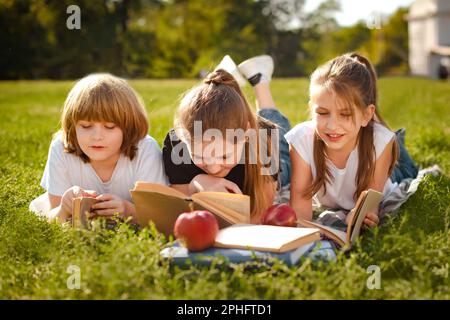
(285, 121), (397, 210)
(40, 132), (168, 202)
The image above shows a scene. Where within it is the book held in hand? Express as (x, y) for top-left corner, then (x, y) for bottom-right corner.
(72, 197), (119, 230)
(130, 182), (251, 237)
(72, 197), (98, 229)
(297, 189), (383, 250)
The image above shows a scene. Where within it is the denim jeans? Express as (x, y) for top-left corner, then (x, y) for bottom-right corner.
(257, 108), (292, 188)
(390, 128), (419, 183)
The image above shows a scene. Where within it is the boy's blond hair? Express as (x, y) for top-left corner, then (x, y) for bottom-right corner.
(60, 73), (148, 162)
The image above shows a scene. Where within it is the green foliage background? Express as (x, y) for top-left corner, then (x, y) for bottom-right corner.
(0, 0), (410, 79)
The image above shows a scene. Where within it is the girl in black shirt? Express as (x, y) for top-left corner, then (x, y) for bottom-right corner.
(162, 55), (291, 223)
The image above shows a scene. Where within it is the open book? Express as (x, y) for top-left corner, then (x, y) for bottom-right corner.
(213, 224), (321, 253)
(297, 189), (383, 250)
(130, 182), (250, 237)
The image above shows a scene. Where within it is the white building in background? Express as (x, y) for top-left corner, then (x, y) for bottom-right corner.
(407, 0), (450, 78)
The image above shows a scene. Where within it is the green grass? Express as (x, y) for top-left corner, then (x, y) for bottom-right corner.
(0, 77), (449, 299)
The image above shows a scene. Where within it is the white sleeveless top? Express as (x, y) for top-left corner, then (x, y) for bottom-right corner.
(285, 121), (397, 210)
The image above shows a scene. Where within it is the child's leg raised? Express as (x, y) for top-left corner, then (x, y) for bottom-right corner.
(239, 55), (292, 187)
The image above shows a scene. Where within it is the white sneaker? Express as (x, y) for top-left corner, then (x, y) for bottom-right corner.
(238, 55), (274, 86)
(214, 55), (247, 87)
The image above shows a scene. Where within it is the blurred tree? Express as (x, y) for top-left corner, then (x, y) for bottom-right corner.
(330, 22), (372, 58)
(295, 0), (340, 75)
(0, 0), (49, 78)
(0, 0), (410, 79)
(150, 0), (226, 77)
(375, 7), (409, 75)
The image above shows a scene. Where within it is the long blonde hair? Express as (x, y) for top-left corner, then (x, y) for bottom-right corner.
(306, 53), (399, 199)
(175, 69), (275, 217)
(60, 73), (149, 162)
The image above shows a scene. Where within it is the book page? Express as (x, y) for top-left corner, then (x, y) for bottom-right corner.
(298, 219), (346, 247)
(349, 189), (383, 245)
(192, 202), (234, 229)
(193, 197), (247, 224)
(133, 181), (188, 199)
(345, 190), (367, 244)
(214, 224), (321, 253)
(193, 192), (250, 221)
(131, 190), (191, 237)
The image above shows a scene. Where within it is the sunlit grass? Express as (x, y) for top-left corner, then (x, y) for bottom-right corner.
(0, 77), (448, 299)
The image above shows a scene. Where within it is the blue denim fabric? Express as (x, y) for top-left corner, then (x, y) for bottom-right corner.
(390, 128), (419, 183)
(257, 108), (292, 188)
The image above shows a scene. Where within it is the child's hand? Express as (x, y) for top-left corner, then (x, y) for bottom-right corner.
(92, 194), (126, 217)
(57, 186), (98, 221)
(189, 174), (242, 194)
(345, 210), (379, 228)
(363, 212), (379, 228)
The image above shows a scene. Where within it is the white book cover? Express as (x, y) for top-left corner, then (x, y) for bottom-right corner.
(214, 224), (321, 252)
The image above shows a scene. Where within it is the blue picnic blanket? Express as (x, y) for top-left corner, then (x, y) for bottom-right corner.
(160, 240), (337, 267)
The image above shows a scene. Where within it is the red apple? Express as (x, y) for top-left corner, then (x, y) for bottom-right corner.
(174, 210), (219, 251)
(261, 204), (297, 227)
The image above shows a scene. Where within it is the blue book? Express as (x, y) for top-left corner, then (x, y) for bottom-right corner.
(160, 240), (337, 267)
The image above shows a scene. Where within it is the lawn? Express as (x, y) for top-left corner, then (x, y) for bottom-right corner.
(0, 77), (449, 299)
